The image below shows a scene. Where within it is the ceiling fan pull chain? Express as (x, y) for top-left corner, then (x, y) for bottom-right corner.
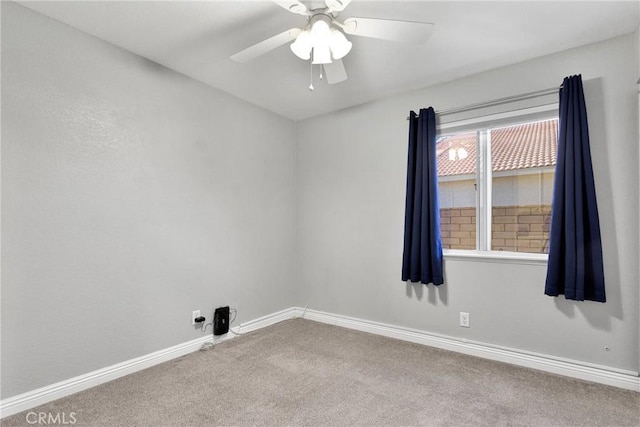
(309, 61), (314, 91)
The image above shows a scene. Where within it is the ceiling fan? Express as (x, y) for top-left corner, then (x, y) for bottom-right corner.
(230, 0), (434, 85)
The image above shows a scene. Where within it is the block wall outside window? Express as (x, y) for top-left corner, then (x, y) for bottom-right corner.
(440, 207), (476, 250)
(440, 204), (552, 254)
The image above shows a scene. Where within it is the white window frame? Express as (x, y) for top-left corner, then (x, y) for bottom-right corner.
(437, 104), (558, 265)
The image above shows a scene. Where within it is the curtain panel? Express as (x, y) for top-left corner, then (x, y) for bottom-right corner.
(545, 75), (606, 302)
(402, 107), (444, 285)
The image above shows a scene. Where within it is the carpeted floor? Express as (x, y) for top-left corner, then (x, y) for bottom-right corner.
(2, 318), (639, 426)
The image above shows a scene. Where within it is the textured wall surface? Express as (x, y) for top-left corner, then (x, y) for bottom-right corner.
(1, 0), (639, 403)
(1, 3), (295, 398)
(636, 25), (640, 375)
(296, 33), (639, 373)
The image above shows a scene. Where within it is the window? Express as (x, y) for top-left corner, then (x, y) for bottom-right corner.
(437, 116), (558, 255)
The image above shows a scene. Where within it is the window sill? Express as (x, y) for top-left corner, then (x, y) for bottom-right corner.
(443, 249), (548, 266)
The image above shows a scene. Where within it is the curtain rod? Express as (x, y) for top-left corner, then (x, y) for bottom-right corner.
(406, 86), (561, 120)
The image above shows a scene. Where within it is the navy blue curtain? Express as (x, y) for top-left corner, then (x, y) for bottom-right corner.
(545, 75), (605, 302)
(402, 107), (443, 285)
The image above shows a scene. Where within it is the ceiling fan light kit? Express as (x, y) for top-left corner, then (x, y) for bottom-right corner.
(231, 0), (434, 86)
(311, 44), (332, 65)
(290, 14), (352, 65)
(329, 29), (352, 60)
(290, 30), (313, 60)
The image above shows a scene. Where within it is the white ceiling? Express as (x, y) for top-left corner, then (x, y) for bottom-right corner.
(18, 1), (640, 121)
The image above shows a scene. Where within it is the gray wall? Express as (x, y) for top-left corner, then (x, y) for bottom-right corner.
(296, 33), (640, 373)
(2, 0), (639, 403)
(634, 25), (640, 372)
(1, 3), (296, 398)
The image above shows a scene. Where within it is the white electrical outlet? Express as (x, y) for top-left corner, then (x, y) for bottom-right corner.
(460, 312), (470, 328)
(192, 310), (201, 326)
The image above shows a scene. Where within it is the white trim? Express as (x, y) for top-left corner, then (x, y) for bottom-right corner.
(296, 307), (640, 392)
(0, 307), (296, 418)
(232, 307), (296, 334)
(436, 87), (559, 117)
(437, 104), (558, 132)
(443, 249), (548, 265)
(3, 306), (638, 419)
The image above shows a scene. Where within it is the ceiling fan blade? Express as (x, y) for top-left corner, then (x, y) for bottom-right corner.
(325, 0), (352, 13)
(231, 28), (301, 63)
(323, 59), (348, 84)
(271, 0), (311, 16)
(342, 17), (434, 43)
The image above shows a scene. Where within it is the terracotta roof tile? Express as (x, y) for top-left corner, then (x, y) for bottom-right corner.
(436, 119), (557, 177)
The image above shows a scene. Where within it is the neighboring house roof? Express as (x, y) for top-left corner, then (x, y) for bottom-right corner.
(436, 119), (558, 177)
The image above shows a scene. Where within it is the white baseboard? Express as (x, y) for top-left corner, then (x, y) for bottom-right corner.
(3, 305), (637, 418)
(0, 307), (297, 419)
(296, 307), (640, 392)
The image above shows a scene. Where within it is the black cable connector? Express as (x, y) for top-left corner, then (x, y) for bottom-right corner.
(194, 316), (206, 323)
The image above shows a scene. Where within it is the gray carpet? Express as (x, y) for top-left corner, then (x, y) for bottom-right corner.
(2, 319), (639, 426)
